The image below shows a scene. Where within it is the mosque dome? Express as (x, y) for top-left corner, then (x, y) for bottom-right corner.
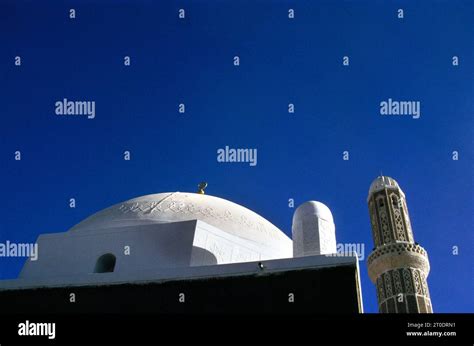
(69, 192), (292, 252)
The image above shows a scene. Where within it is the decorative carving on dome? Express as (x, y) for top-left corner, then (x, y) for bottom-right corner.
(116, 195), (283, 241)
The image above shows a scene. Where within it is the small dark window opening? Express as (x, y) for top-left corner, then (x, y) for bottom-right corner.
(94, 253), (116, 273)
(378, 199), (384, 207)
(391, 196), (398, 206)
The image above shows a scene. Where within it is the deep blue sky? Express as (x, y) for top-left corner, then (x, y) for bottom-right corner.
(0, 0), (473, 313)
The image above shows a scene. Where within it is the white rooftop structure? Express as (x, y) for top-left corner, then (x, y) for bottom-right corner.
(0, 191), (345, 292)
(70, 192), (291, 252)
(12, 192), (292, 285)
(292, 201), (337, 257)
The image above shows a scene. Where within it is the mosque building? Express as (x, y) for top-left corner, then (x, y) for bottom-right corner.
(0, 176), (431, 314)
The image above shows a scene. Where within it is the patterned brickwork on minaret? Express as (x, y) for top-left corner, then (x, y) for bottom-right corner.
(367, 176), (432, 313)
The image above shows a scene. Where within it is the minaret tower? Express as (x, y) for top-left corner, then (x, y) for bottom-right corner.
(367, 176), (432, 313)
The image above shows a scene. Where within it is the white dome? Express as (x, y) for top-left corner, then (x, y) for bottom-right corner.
(69, 192), (292, 251)
(294, 201), (334, 223)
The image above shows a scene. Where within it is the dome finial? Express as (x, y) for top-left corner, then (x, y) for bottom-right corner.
(197, 182), (208, 194)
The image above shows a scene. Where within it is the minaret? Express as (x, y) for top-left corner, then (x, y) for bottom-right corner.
(367, 176), (432, 313)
